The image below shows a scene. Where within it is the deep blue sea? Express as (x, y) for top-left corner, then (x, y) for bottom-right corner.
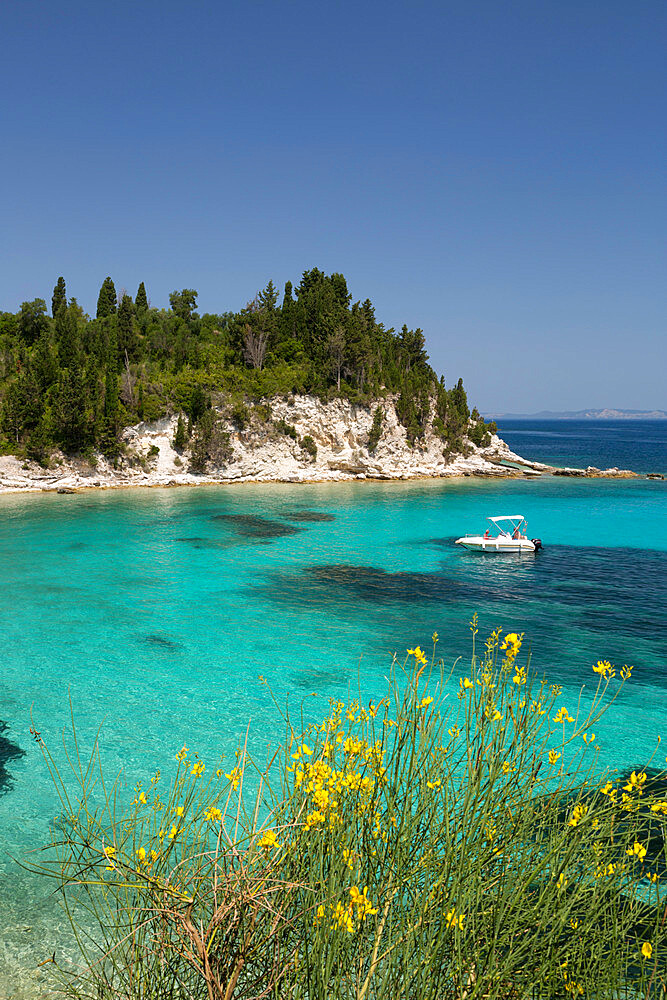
(0, 422), (665, 995)
(497, 418), (666, 474)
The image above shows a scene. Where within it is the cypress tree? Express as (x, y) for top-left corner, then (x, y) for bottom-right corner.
(96, 277), (117, 318)
(51, 277), (67, 318)
(135, 282), (148, 312)
(56, 302), (82, 368)
(117, 293), (137, 359)
(173, 413), (187, 451)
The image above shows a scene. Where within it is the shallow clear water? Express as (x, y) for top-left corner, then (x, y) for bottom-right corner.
(497, 418), (667, 474)
(0, 472), (666, 995)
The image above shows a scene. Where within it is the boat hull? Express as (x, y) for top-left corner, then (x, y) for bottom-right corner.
(455, 536), (536, 553)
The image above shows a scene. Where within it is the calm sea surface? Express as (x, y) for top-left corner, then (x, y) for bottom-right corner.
(497, 418), (667, 473)
(0, 425), (666, 994)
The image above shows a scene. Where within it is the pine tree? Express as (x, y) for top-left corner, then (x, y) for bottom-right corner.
(258, 280), (278, 312)
(51, 277), (67, 318)
(96, 277), (117, 318)
(135, 281), (148, 312)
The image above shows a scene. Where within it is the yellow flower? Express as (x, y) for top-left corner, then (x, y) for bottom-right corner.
(225, 766), (241, 789)
(601, 781), (616, 800)
(419, 696), (434, 708)
(176, 746), (188, 762)
(592, 660), (615, 680)
(175, 806), (184, 817)
(427, 778), (442, 789)
(331, 901), (355, 933)
(306, 810), (326, 828)
(137, 791), (147, 804)
(407, 646), (427, 665)
(626, 841), (647, 862)
(553, 707), (574, 725)
(623, 770), (647, 794)
(568, 803), (588, 828)
(641, 941), (652, 959)
(548, 750), (562, 766)
(460, 677), (474, 690)
(136, 847), (146, 862)
(620, 664), (633, 680)
(432, 631), (439, 643)
(445, 908), (465, 931)
(556, 872), (567, 890)
(349, 885), (378, 917)
(448, 725), (460, 739)
(570, 918), (578, 929)
(258, 828), (279, 849)
(168, 825), (178, 840)
(205, 806), (222, 822)
(190, 760), (205, 777)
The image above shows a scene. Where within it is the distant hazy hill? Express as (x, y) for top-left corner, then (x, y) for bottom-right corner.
(483, 408), (667, 421)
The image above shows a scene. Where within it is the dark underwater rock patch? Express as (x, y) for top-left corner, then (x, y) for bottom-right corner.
(211, 514), (303, 540)
(305, 564), (467, 604)
(175, 536), (231, 550)
(289, 664), (351, 690)
(0, 721), (25, 796)
(280, 510), (336, 523)
(143, 634), (181, 652)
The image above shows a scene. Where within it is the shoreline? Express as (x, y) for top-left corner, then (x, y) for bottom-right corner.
(0, 398), (661, 498)
(0, 457), (657, 498)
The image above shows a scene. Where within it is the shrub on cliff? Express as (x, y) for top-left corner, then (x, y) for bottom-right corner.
(300, 434), (317, 461)
(31, 626), (666, 998)
(367, 405), (383, 453)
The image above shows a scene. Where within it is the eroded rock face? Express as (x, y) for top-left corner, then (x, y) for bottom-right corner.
(0, 395), (550, 494)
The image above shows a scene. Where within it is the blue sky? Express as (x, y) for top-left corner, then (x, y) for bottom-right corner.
(1, 0), (665, 412)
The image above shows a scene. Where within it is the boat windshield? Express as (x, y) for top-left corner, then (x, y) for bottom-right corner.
(487, 515), (526, 537)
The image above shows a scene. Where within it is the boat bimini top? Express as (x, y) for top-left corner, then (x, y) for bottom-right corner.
(487, 515), (526, 537)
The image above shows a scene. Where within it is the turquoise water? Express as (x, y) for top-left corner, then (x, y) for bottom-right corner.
(1, 474), (666, 995)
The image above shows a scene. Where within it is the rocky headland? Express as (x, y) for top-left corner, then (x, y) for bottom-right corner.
(0, 395), (652, 495)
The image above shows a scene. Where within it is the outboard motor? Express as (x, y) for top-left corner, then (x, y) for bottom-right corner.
(531, 538), (543, 552)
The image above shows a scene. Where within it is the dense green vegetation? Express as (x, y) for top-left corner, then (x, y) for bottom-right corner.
(0, 270), (495, 464)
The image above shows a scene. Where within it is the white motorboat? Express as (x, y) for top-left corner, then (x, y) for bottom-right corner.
(455, 515), (542, 553)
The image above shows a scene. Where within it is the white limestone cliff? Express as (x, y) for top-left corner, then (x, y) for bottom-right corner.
(0, 394), (575, 494)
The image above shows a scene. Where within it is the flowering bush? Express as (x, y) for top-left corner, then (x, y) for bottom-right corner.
(33, 622), (666, 998)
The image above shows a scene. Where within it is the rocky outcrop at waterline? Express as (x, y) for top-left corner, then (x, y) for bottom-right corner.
(0, 394), (656, 494)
